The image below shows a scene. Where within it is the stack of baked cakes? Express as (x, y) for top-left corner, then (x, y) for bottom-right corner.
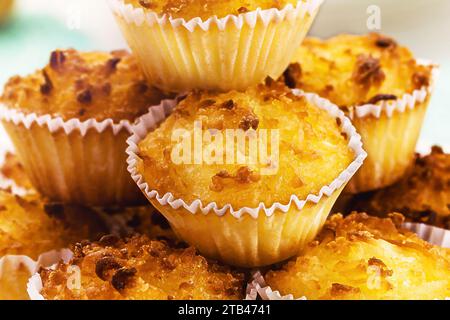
(0, 0), (448, 300)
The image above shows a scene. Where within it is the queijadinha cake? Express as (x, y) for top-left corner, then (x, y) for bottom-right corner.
(258, 213), (450, 300)
(110, 0), (323, 91)
(128, 80), (365, 267)
(0, 1), (448, 302)
(349, 146), (450, 229)
(35, 235), (245, 300)
(283, 33), (437, 193)
(0, 49), (169, 206)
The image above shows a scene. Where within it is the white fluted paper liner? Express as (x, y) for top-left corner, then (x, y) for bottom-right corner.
(349, 60), (439, 119)
(403, 222), (450, 248)
(0, 103), (136, 136)
(344, 61), (439, 194)
(127, 90), (367, 220)
(26, 249), (73, 300)
(110, 0), (323, 31)
(0, 99), (178, 134)
(0, 100), (176, 205)
(245, 276), (259, 300)
(246, 223), (450, 300)
(246, 271), (306, 300)
(0, 249), (72, 300)
(109, 0), (323, 91)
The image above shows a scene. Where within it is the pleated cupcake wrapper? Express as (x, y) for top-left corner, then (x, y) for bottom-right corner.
(127, 91), (366, 267)
(344, 61), (439, 193)
(245, 271), (306, 300)
(344, 100), (429, 193)
(246, 223), (450, 300)
(26, 249), (74, 301)
(110, 0), (323, 31)
(403, 223), (450, 248)
(244, 269), (304, 300)
(0, 249), (72, 300)
(109, 0), (323, 91)
(127, 90), (367, 219)
(348, 60), (439, 120)
(0, 101), (174, 205)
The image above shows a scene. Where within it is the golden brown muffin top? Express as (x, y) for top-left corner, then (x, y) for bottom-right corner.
(349, 146), (450, 229)
(125, 0), (300, 20)
(283, 33), (434, 110)
(39, 235), (245, 300)
(1, 49), (168, 122)
(265, 213), (450, 300)
(138, 81), (354, 209)
(0, 152), (33, 190)
(0, 189), (108, 259)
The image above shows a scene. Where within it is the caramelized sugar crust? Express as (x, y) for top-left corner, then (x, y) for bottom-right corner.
(2, 49), (168, 122)
(39, 235), (245, 300)
(283, 33), (433, 111)
(265, 213), (450, 300)
(138, 81), (354, 209)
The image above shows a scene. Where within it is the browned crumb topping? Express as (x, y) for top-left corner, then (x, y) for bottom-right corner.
(238, 113), (259, 131)
(210, 167), (261, 192)
(282, 63), (302, 89)
(237, 6), (249, 13)
(138, 0), (157, 9)
(285, 33), (434, 110)
(137, 81), (354, 208)
(265, 213), (450, 300)
(366, 94), (398, 105)
(352, 55), (385, 88)
(348, 146), (450, 229)
(374, 35), (397, 49)
(39, 235), (245, 300)
(330, 283), (360, 297)
(1, 49), (170, 122)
